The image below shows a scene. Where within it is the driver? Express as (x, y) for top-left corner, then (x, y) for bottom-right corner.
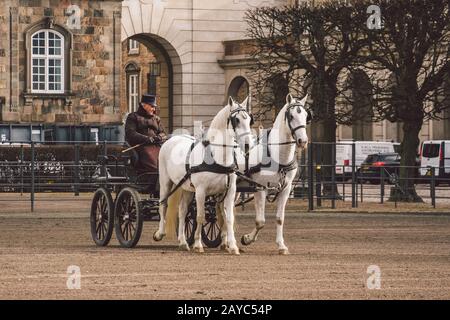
(125, 94), (167, 173)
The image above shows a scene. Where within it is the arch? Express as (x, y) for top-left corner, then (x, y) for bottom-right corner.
(227, 76), (250, 104)
(124, 33), (183, 132)
(124, 61), (140, 73)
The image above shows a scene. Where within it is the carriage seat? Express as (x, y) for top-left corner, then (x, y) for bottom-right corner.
(123, 142), (159, 194)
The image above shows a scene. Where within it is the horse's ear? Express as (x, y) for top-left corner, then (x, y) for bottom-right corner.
(242, 95), (251, 109)
(286, 93), (294, 105)
(300, 94), (308, 106)
(228, 96), (236, 107)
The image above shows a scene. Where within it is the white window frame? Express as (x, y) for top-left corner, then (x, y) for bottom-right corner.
(31, 29), (65, 94)
(128, 39), (139, 54)
(128, 74), (139, 113)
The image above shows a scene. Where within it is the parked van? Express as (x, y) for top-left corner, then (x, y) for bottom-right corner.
(419, 140), (450, 183)
(335, 141), (399, 177)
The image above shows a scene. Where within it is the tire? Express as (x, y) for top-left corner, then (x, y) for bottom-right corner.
(90, 188), (114, 246)
(114, 187), (143, 248)
(185, 200), (197, 247)
(201, 199), (221, 248)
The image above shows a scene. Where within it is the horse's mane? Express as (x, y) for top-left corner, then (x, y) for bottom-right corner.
(207, 104), (231, 139)
(272, 101), (290, 131)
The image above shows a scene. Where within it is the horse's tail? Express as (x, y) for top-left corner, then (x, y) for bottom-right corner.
(163, 188), (182, 240)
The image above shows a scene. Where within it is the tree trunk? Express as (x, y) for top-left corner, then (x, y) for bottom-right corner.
(388, 119), (423, 202)
(311, 76), (340, 199)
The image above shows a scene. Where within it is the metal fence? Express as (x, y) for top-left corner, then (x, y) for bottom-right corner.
(291, 142), (450, 210)
(0, 140), (449, 212)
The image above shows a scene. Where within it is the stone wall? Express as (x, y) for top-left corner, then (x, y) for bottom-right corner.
(0, 0), (122, 125)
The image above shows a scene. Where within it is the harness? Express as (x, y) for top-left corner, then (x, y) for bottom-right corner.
(239, 102), (306, 202)
(159, 107), (250, 205)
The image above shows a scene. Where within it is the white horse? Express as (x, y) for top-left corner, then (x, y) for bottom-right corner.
(154, 96), (254, 255)
(235, 93), (311, 255)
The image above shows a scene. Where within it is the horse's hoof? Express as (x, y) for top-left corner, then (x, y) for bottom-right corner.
(193, 246), (204, 253)
(278, 248), (289, 255)
(220, 243), (228, 251)
(241, 235), (252, 246)
(228, 247), (240, 255)
(153, 231), (164, 242)
(179, 243), (190, 251)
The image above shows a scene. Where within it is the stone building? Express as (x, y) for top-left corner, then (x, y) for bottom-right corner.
(1, 0), (449, 143)
(0, 0), (122, 142)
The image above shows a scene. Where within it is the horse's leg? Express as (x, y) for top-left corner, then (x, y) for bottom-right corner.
(178, 190), (194, 251)
(153, 173), (173, 241)
(193, 188), (206, 253)
(223, 176), (239, 255)
(275, 183), (292, 255)
(241, 190), (266, 246)
(217, 201), (228, 251)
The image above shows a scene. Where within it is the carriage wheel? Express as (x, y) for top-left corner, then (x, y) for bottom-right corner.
(90, 188), (114, 246)
(114, 187), (143, 248)
(201, 200), (222, 248)
(185, 200), (197, 246)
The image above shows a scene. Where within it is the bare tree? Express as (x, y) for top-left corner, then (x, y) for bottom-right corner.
(358, 0), (450, 201)
(245, 1), (370, 196)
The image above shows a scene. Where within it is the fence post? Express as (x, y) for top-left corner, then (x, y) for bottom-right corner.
(315, 145), (322, 208)
(308, 142), (314, 211)
(103, 140), (108, 185)
(351, 142), (356, 208)
(380, 168), (385, 204)
(31, 141), (35, 212)
(20, 144), (24, 196)
(431, 167), (436, 208)
(331, 143), (336, 209)
(74, 144), (80, 196)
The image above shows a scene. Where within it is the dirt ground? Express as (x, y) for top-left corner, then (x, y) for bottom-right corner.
(0, 199), (449, 299)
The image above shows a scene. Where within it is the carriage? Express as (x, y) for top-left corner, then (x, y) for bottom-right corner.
(89, 147), (222, 248)
(90, 93), (310, 254)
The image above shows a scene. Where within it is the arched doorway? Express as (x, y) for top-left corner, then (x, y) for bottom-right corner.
(120, 33), (183, 133)
(227, 76), (250, 105)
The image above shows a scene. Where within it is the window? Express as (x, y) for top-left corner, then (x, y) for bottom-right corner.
(422, 143), (441, 158)
(31, 30), (64, 93)
(128, 74), (139, 113)
(128, 39), (139, 54)
(147, 62), (160, 95)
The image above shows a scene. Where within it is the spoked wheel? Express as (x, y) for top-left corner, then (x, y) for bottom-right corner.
(185, 200), (197, 247)
(185, 198), (222, 248)
(90, 188), (114, 246)
(114, 187), (143, 248)
(201, 200), (221, 248)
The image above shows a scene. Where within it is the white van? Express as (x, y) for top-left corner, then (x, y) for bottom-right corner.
(419, 140), (450, 181)
(335, 141), (398, 177)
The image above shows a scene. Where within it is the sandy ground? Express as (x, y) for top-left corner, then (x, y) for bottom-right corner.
(0, 203), (449, 299)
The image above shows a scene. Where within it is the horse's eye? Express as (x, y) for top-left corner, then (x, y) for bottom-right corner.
(296, 106), (301, 113)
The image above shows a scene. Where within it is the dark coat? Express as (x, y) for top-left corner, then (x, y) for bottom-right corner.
(125, 105), (167, 173)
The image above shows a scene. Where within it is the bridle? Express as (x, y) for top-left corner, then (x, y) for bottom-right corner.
(284, 103), (307, 143)
(227, 107), (254, 141)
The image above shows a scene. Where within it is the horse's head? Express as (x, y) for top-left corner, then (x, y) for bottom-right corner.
(227, 96), (255, 151)
(284, 93), (312, 149)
